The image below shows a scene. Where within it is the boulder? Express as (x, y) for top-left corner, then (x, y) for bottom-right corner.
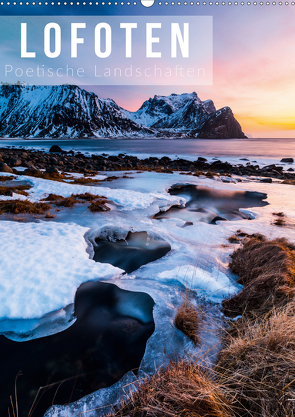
(280, 158), (294, 163)
(260, 178), (272, 183)
(0, 162), (13, 173)
(46, 166), (59, 174)
(49, 145), (64, 153)
(9, 158), (22, 167)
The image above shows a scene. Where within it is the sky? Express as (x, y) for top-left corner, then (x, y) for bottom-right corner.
(82, 6), (295, 138)
(1, 4), (295, 138)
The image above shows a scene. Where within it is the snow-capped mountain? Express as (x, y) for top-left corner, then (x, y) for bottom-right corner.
(123, 92), (216, 129)
(0, 85), (246, 139)
(0, 85), (154, 138)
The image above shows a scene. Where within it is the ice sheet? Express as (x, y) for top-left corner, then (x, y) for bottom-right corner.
(0, 168), (295, 417)
(0, 221), (122, 320)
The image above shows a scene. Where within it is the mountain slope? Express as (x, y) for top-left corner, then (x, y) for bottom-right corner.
(197, 107), (247, 139)
(0, 85), (154, 138)
(0, 86), (246, 139)
(123, 92), (214, 128)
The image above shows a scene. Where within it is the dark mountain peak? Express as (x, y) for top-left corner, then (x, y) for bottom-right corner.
(198, 106), (247, 139)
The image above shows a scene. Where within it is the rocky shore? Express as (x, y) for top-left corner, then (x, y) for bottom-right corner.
(0, 146), (294, 182)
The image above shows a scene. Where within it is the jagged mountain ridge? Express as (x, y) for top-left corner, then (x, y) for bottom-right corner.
(123, 92), (216, 130)
(0, 85), (154, 138)
(0, 85), (246, 138)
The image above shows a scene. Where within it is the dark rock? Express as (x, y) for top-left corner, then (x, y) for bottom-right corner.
(211, 216), (228, 224)
(287, 168), (294, 172)
(260, 178), (272, 183)
(23, 167), (42, 176)
(9, 158), (22, 167)
(49, 145), (64, 153)
(181, 221), (194, 227)
(197, 157), (207, 162)
(46, 166), (59, 174)
(280, 158), (294, 163)
(0, 162), (13, 173)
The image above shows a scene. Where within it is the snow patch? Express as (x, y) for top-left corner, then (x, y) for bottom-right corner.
(0, 221), (122, 320)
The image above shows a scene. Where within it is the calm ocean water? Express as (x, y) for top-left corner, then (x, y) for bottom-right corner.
(0, 138), (294, 164)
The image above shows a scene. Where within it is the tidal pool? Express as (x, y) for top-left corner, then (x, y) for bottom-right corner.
(154, 184), (268, 224)
(93, 231), (171, 273)
(1, 281), (155, 417)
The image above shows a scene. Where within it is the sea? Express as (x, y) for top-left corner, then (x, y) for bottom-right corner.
(0, 138), (295, 166)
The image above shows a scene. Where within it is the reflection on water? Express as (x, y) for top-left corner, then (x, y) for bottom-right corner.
(155, 184), (268, 224)
(1, 281), (154, 417)
(93, 231), (171, 273)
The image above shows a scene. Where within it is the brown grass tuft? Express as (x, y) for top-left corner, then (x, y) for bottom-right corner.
(45, 212), (56, 219)
(42, 172), (66, 181)
(42, 193), (65, 201)
(88, 200), (110, 212)
(54, 196), (78, 207)
(0, 175), (15, 182)
(23, 168), (67, 182)
(0, 185), (31, 196)
(272, 212), (286, 227)
(43, 193), (107, 209)
(205, 171), (216, 178)
(71, 177), (101, 185)
(272, 212), (285, 217)
(217, 302), (295, 417)
(228, 235), (241, 244)
(273, 218), (286, 226)
(174, 298), (200, 345)
(222, 236), (295, 318)
(0, 200), (51, 214)
(110, 360), (233, 417)
(282, 179), (295, 185)
(73, 193), (98, 201)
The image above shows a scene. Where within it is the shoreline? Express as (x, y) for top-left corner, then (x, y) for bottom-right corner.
(0, 146), (294, 182)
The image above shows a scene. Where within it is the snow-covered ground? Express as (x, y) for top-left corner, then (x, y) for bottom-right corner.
(0, 168), (295, 416)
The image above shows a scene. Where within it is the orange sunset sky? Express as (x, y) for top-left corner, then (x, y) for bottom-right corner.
(85, 6), (295, 138)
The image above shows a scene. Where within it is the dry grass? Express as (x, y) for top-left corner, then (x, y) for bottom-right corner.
(228, 235), (241, 244)
(88, 200), (110, 212)
(44, 212), (56, 219)
(43, 193), (107, 209)
(73, 192), (98, 201)
(109, 234), (295, 417)
(42, 193), (111, 214)
(71, 177), (101, 185)
(0, 175), (15, 181)
(282, 179), (295, 185)
(273, 218), (286, 226)
(0, 185), (31, 196)
(272, 212), (286, 227)
(217, 302), (295, 417)
(42, 193), (64, 201)
(222, 236), (295, 318)
(0, 200), (51, 214)
(23, 168), (67, 182)
(272, 212), (285, 217)
(110, 360), (233, 417)
(174, 297), (200, 345)
(43, 194), (77, 207)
